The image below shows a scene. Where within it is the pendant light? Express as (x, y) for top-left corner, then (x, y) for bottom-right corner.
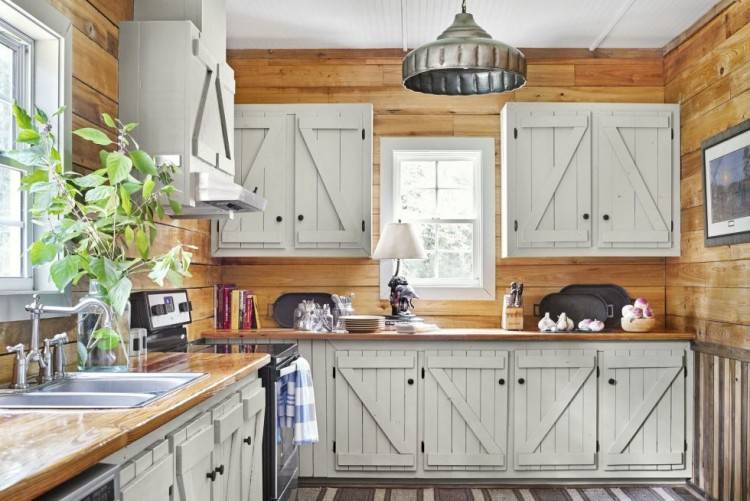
(402, 0), (527, 95)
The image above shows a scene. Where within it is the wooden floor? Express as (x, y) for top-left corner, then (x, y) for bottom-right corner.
(297, 484), (704, 501)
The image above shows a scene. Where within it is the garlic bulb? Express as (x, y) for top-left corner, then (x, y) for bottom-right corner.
(578, 319), (592, 331)
(588, 319), (605, 332)
(634, 297), (650, 310)
(632, 307), (644, 319)
(643, 306), (654, 318)
(538, 312), (556, 332)
(556, 312), (574, 331)
(622, 304), (634, 317)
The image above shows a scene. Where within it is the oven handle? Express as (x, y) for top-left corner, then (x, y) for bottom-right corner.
(274, 355), (300, 379)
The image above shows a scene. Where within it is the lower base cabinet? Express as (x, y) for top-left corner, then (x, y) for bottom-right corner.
(514, 349), (598, 471)
(308, 340), (692, 480)
(423, 350), (509, 471)
(115, 376), (265, 501)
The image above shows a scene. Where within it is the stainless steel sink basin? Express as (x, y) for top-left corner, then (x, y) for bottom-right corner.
(38, 373), (204, 395)
(0, 372), (206, 409)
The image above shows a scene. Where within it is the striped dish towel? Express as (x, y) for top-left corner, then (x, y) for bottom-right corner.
(278, 357), (319, 444)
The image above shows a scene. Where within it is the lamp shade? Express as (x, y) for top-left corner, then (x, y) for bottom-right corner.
(373, 222), (427, 260)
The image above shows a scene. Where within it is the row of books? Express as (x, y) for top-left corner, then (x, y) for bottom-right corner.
(215, 284), (261, 329)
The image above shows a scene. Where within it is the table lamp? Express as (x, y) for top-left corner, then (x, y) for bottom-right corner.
(373, 221), (427, 321)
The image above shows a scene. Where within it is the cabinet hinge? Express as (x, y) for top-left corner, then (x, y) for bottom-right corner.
(362, 129), (365, 140)
(333, 441), (336, 453)
(421, 367), (425, 379)
(596, 366), (600, 378)
(332, 367), (336, 379)
(169, 486), (173, 497)
(684, 440), (688, 451)
(421, 441), (425, 453)
(513, 127), (518, 139)
(671, 220), (674, 232)
(362, 220), (366, 232)
(671, 128), (674, 140)
(596, 440), (600, 452)
(514, 220), (518, 232)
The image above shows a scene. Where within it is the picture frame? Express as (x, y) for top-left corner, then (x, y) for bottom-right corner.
(702, 119), (750, 247)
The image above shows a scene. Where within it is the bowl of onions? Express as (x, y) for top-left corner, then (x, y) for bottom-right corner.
(621, 298), (656, 332)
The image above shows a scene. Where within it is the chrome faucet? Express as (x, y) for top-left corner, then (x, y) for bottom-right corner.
(6, 294), (114, 389)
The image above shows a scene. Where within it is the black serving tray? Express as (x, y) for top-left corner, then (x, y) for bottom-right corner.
(559, 284), (631, 329)
(272, 292), (335, 328)
(534, 292), (610, 327)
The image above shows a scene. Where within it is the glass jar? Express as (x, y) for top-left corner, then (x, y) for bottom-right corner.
(76, 280), (130, 372)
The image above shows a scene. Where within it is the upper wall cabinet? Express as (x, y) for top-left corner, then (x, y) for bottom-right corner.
(213, 104), (373, 257)
(501, 103), (680, 257)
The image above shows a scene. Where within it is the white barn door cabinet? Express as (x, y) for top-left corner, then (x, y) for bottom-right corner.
(213, 104), (373, 257)
(501, 102), (680, 257)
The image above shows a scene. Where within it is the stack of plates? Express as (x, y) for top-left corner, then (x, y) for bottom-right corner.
(342, 315), (385, 333)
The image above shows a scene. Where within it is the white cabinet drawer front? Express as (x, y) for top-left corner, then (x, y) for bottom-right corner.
(514, 349), (598, 471)
(597, 111), (674, 250)
(511, 110), (592, 250)
(333, 350), (418, 471)
(240, 385), (266, 501)
(176, 424), (215, 474)
(214, 401), (244, 444)
(600, 349), (686, 471)
(423, 350), (509, 471)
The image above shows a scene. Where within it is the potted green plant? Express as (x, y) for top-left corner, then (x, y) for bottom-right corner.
(6, 104), (192, 371)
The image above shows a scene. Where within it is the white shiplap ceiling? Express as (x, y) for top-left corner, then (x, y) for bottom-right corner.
(226, 0), (719, 50)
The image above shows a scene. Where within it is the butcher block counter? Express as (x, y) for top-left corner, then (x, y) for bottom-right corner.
(0, 352), (269, 501)
(201, 327), (695, 342)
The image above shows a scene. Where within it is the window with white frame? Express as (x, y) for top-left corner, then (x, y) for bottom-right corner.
(0, 0), (71, 320)
(380, 138), (495, 300)
(0, 19), (32, 289)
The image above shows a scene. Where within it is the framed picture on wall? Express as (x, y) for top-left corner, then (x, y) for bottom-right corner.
(702, 119), (750, 247)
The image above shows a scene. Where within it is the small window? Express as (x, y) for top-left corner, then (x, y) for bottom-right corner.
(0, 20), (32, 290)
(380, 138), (495, 300)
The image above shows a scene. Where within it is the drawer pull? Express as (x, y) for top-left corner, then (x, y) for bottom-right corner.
(498, 378), (505, 385)
(603, 214), (610, 221)
(582, 213), (590, 220)
(215, 465), (225, 476)
(608, 378), (616, 385)
(276, 216), (283, 222)
(407, 378), (414, 385)
(207, 470), (217, 481)
(243, 436), (252, 445)
(298, 214), (304, 221)
(518, 378), (525, 385)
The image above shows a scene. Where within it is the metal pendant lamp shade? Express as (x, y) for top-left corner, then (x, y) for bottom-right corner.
(402, 1), (527, 96)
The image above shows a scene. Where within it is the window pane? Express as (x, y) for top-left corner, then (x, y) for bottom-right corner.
(400, 187), (436, 219)
(437, 223), (473, 251)
(437, 188), (474, 218)
(402, 250), (435, 279)
(401, 160), (435, 188)
(438, 160), (473, 188)
(437, 251), (473, 279)
(0, 224), (22, 277)
(0, 166), (21, 219)
(0, 43), (12, 101)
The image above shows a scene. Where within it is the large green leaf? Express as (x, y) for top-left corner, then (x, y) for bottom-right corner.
(106, 151), (132, 185)
(101, 113), (116, 128)
(29, 241), (57, 265)
(34, 107), (48, 125)
(12, 103), (33, 129)
(107, 276), (132, 316)
(50, 255), (81, 291)
(119, 184), (132, 214)
(142, 175), (155, 199)
(129, 150), (157, 176)
(135, 227), (149, 259)
(168, 198), (182, 215)
(84, 185), (115, 202)
(73, 127), (112, 146)
(73, 173), (106, 188)
(92, 327), (121, 350)
(17, 129), (40, 143)
(21, 169), (48, 187)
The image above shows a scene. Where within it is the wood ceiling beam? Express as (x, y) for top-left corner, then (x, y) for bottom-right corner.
(588, 0), (637, 51)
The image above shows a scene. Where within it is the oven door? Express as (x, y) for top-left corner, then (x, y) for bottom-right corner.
(266, 359), (300, 501)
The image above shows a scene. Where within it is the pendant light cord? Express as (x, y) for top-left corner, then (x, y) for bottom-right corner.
(461, 0), (467, 13)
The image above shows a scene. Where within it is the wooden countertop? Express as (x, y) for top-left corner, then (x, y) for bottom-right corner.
(0, 352), (270, 501)
(202, 327), (695, 342)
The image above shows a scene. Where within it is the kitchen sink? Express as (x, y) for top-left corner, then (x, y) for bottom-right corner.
(38, 373), (204, 395)
(0, 372), (206, 409)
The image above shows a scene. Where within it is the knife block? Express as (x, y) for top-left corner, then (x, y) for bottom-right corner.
(502, 295), (524, 330)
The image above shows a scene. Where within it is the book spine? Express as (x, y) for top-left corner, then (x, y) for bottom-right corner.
(215, 285), (224, 329)
(222, 288), (232, 329)
(244, 294), (252, 329)
(252, 295), (261, 329)
(230, 290), (240, 330)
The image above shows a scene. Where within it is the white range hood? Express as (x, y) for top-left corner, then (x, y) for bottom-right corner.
(167, 171), (268, 219)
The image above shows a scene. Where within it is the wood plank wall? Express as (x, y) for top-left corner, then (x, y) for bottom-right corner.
(662, 1), (750, 499)
(226, 48), (667, 329)
(0, 0), (218, 383)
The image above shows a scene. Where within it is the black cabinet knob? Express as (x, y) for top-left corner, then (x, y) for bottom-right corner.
(518, 378), (525, 385)
(276, 216), (283, 222)
(243, 436), (252, 445)
(407, 378), (414, 385)
(498, 378), (505, 385)
(215, 465), (225, 476)
(298, 214), (304, 221)
(206, 470), (217, 481)
(603, 214), (610, 221)
(608, 378), (616, 385)
(582, 213), (590, 220)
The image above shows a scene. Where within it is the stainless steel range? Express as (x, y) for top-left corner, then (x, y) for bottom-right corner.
(130, 289), (299, 501)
